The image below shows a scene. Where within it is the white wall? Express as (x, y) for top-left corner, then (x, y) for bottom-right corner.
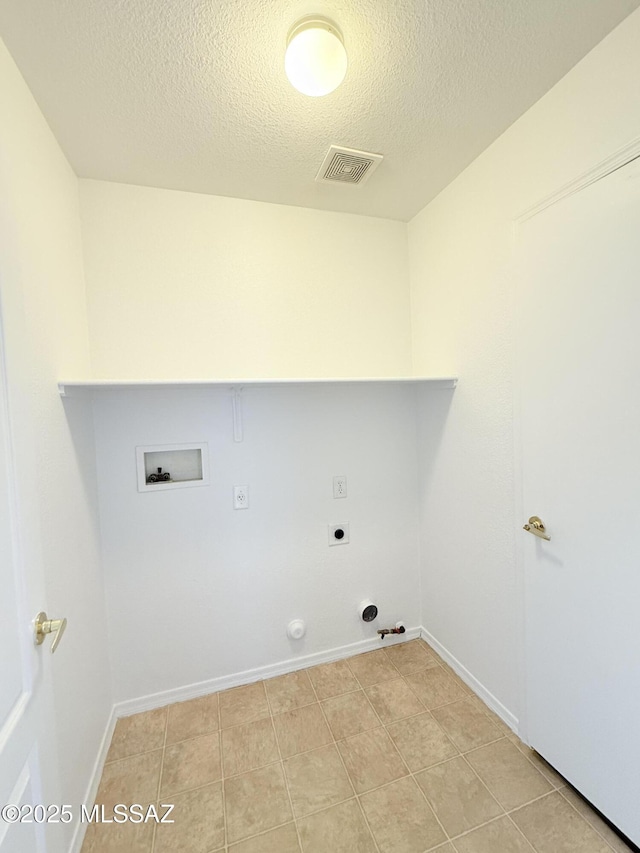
(93, 384), (422, 704)
(409, 8), (640, 719)
(79, 180), (412, 381)
(0, 36), (112, 852)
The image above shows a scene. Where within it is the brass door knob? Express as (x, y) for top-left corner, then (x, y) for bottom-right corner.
(523, 516), (551, 541)
(34, 611), (68, 653)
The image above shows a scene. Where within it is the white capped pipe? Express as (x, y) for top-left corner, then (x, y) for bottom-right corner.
(287, 619), (306, 640)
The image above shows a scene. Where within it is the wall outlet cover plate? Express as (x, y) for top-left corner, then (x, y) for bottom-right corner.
(233, 484), (249, 509)
(333, 475), (347, 498)
(328, 523), (349, 545)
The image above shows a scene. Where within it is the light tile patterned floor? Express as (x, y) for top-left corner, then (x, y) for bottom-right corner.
(81, 640), (633, 853)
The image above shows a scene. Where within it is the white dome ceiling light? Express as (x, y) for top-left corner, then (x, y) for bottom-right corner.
(285, 17), (347, 97)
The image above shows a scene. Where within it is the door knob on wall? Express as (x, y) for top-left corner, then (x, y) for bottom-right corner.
(34, 611), (68, 653)
(523, 516), (550, 541)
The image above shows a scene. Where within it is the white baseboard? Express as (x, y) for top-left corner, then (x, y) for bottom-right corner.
(69, 704), (117, 853)
(420, 627), (518, 734)
(114, 627), (422, 718)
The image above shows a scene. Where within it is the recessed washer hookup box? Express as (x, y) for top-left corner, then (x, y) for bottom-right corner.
(135, 443), (209, 492)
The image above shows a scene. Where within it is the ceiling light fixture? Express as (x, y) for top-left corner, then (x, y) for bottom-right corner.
(285, 17), (347, 97)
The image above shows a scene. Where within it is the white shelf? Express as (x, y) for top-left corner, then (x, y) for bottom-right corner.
(58, 377), (458, 397)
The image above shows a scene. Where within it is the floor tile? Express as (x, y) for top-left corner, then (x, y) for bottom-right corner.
(297, 799), (377, 853)
(106, 707), (167, 762)
(465, 738), (552, 810)
(383, 639), (439, 675)
(348, 649), (399, 687)
(365, 677), (425, 723)
(222, 716), (279, 777)
(469, 696), (512, 735)
(337, 727), (408, 793)
(265, 670), (316, 715)
(153, 782), (224, 853)
(94, 750), (163, 813)
(80, 819), (154, 853)
(432, 697), (502, 752)
(228, 822), (301, 852)
(307, 659), (360, 699)
(415, 756), (503, 837)
(508, 736), (566, 788)
(453, 816), (535, 852)
(273, 703), (332, 758)
(219, 681), (270, 729)
(511, 791), (611, 853)
(88, 654), (624, 853)
(160, 732), (221, 798)
(165, 693), (219, 745)
(418, 638), (439, 652)
(321, 690), (380, 740)
(360, 776), (446, 853)
(387, 712), (458, 771)
(560, 787), (634, 853)
(439, 661), (474, 694)
(224, 762), (293, 843)
(405, 667), (467, 709)
(284, 744), (353, 817)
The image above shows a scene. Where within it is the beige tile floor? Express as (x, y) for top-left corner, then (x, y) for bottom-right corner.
(81, 639), (633, 853)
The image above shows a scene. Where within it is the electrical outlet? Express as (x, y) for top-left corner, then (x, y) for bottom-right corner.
(233, 485), (249, 510)
(328, 523), (349, 545)
(333, 475), (347, 499)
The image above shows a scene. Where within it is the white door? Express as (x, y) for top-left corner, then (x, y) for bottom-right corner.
(0, 311), (56, 852)
(517, 154), (640, 844)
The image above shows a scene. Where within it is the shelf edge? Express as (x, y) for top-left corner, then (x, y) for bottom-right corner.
(58, 376), (458, 397)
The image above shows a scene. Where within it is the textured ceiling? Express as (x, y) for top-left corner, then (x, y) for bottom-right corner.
(1, 0), (638, 220)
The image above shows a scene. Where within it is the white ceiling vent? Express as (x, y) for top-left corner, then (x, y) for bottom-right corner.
(316, 145), (383, 187)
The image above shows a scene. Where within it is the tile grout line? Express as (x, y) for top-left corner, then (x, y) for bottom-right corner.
(503, 811), (539, 853)
(447, 811), (528, 846)
(456, 749), (509, 815)
(507, 786), (566, 814)
(218, 695), (227, 852)
(444, 789), (560, 848)
(308, 664), (384, 853)
(223, 821), (298, 851)
(263, 679), (306, 853)
(150, 705), (169, 853)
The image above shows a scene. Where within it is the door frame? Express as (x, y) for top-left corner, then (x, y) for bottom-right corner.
(510, 133), (640, 747)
